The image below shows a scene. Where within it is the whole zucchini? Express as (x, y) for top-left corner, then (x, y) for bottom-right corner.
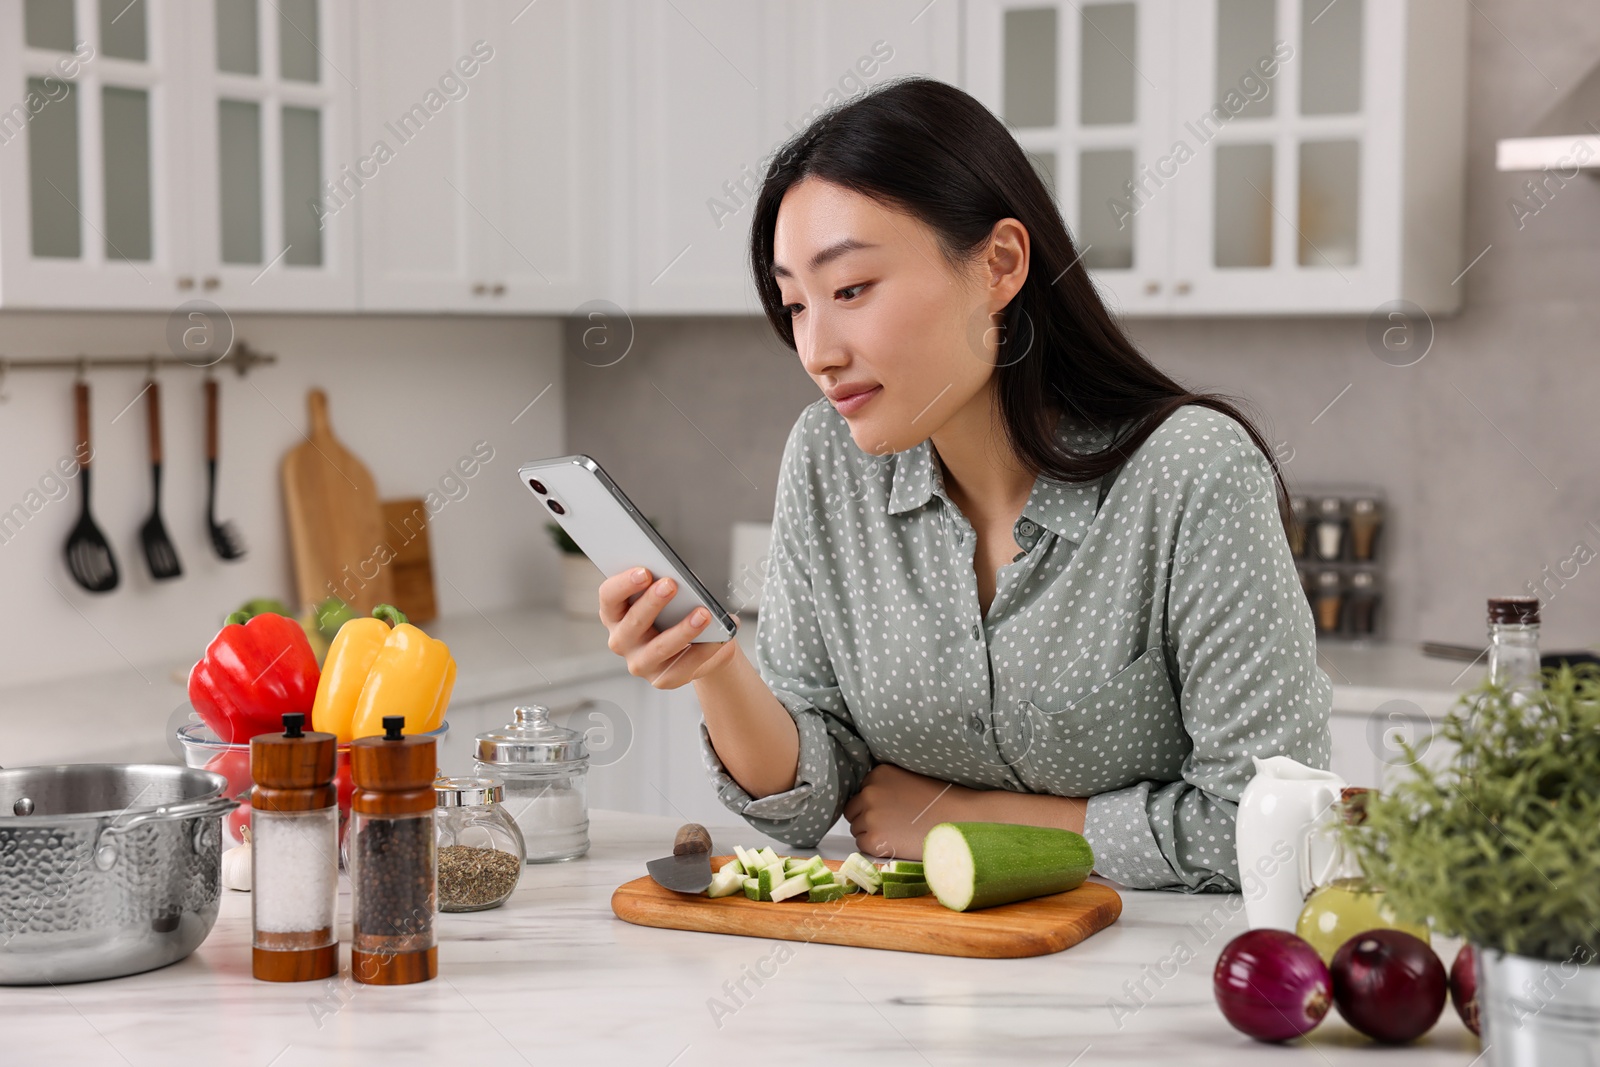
(922, 822), (1095, 912)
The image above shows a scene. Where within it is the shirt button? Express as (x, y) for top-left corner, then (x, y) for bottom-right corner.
(1017, 520), (1037, 537)
(971, 623), (982, 640)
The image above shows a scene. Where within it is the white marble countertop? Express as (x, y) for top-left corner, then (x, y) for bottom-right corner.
(1, 809), (1481, 1066)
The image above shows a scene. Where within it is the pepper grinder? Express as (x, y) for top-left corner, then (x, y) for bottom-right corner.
(350, 715), (438, 985)
(250, 712), (339, 982)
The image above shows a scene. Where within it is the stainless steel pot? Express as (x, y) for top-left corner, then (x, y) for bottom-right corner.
(0, 764), (238, 985)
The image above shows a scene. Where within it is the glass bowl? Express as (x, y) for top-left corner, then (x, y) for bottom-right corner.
(176, 720), (450, 847)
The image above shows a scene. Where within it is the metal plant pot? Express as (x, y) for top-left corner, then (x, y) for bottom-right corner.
(0, 764), (239, 985)
(1478, 942), (1600, 1067)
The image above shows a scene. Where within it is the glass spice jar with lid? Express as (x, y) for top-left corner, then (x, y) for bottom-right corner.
(435, 776), (525, 911)
(473, 704), (589, 863)
(349, 715), (437, 985)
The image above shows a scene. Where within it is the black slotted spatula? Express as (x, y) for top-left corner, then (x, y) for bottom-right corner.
(63, 379), (119, 593)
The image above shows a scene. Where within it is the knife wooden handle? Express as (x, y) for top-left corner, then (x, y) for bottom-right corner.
(673, 823), (711, 856)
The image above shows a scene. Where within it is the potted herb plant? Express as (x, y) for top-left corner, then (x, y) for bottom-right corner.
(1343, 665), (1600, 1065)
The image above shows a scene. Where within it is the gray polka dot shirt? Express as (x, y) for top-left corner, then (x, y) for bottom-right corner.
(700, 400), (1332, 893)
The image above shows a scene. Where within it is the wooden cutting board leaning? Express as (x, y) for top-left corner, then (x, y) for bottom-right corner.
(281, 389), (394, 615)
(611, 856), (1122, 958)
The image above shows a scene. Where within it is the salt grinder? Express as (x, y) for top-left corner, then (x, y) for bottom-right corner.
(250, 712), (339, 982)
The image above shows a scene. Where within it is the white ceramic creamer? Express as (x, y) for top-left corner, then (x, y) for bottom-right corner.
(1235, 755), (1347, 930)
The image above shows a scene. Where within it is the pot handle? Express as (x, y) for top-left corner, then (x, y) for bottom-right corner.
(93, 794), (240, 870)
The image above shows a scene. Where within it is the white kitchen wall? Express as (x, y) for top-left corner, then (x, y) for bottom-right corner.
(0, 313), (566, 687)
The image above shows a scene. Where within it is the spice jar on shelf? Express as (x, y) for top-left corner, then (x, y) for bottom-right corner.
(250, 713), (338, 982)
(1314, 497), (1347, 561)
(1346, 569), (1382, 638)
(473, 704), (590, 863)
(435, 777), (525, 912)
(350, 715), (437, 985)
(1348, 497), (1384, 562)
(1313, 569), (1344, 634)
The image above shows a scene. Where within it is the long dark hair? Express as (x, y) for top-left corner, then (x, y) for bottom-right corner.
(748, 77), (1288, 527)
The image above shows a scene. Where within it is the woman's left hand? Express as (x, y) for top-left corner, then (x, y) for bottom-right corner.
(842, 763), (980, 860)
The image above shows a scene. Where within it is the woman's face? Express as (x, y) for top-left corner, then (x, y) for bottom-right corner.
(771, 177), (1029, 456)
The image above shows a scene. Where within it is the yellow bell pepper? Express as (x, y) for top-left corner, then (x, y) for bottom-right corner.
(310, 605), (455, 742)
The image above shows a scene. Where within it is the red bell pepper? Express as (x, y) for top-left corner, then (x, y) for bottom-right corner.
(188, 612), (321, 743)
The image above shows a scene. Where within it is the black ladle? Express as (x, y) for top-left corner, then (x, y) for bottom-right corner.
(63, 379), (119, 593)
(138, 379), (182, 580)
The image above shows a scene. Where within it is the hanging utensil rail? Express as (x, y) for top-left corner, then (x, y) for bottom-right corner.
(0, 342), (274, 397)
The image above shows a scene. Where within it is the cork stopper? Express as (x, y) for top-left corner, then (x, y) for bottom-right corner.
(350, 716), (437, 815)
(1339, 786), (1373, 825)
(1488, 596), (1540, 626)
(251, 713), (337, 812)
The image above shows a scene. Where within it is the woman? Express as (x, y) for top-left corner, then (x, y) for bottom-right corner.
(597, 77), (1330, 893)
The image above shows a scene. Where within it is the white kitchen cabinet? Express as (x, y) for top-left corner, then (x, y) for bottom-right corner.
(0, 0), (189, 307)
(182, 0), (358, 309)
(626, 0), (964, 315)
(623, 0), (792, 315)
(965, 0), (1469, 317)
(0, 0), (358, 310)
(354, 0), (613, 314)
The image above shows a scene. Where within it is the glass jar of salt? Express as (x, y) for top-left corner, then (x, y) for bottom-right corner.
(250, 712), (339, 982)
(435, 777), (525, 911)
(473, 705), (589, 862)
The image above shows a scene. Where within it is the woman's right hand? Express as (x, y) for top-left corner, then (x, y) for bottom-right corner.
(599, 567), (741, 689)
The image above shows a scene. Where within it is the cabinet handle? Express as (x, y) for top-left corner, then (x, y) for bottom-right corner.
(492, 283), (506, 296)
(1174, 280), (1192, 295)
(1143, 280), (1161, 295)
(203, 276), (221, 291)
(177, 276), (195, 290)
(472, 282), (488, 295)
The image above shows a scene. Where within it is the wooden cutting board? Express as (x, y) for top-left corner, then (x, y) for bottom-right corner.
(380, 498), (437, 623)
(282, 389), (393, 615)
(611, 856), (1121, 958)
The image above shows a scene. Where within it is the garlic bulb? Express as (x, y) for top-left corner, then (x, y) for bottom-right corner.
(221, 824), (252, 891)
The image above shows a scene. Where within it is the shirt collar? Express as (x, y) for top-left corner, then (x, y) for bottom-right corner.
(886, 413), (1115, 545)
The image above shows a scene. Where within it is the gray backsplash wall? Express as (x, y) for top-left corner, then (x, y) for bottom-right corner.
(566, 0), (1600, 653)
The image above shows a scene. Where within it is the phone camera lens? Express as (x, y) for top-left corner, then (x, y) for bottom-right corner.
(529, 478), (547, 495)
(548, 499), (566, 515)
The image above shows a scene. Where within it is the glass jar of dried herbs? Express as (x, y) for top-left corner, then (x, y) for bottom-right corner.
(435, 777), (525, 912)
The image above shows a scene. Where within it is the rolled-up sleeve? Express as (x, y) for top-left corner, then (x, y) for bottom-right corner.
(699, 409), (874, 848)
(1082, 430), (1332, 892)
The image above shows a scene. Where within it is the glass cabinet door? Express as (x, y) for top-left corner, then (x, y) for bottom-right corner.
(965, 0), (1175, 316)
(184, 0), (356, 308)
(1168, 0), (1401, 312)
(0, 0), (188, 307)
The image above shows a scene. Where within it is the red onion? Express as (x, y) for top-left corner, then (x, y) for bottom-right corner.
(1451, 944), (1481, 1036)
(1331, 929), (1447, 1043)
(1214, 929), (1333, 1042)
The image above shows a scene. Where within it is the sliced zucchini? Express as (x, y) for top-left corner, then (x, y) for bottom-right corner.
(718, 858), (744, 877)
(808, 882), (849, 903)
(708, 869), (746, 898)
(806, 868), (836, 887)
(879, 870), (926, 885)
(771, 873), (812, 902)
(743, 877), (761, 901)
(882, 880), (931, 899)
(839, 864), (881, 894)
(889, 861), (924, 875)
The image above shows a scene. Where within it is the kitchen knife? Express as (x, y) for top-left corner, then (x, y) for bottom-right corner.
(646, 822), (714, 894)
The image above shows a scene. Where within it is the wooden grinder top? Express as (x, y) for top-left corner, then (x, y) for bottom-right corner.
(250, 714), (336, 812)
(350, 716), (437, 815)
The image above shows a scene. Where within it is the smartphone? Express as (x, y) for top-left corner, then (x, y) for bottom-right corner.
(519, 455), (738, 643)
